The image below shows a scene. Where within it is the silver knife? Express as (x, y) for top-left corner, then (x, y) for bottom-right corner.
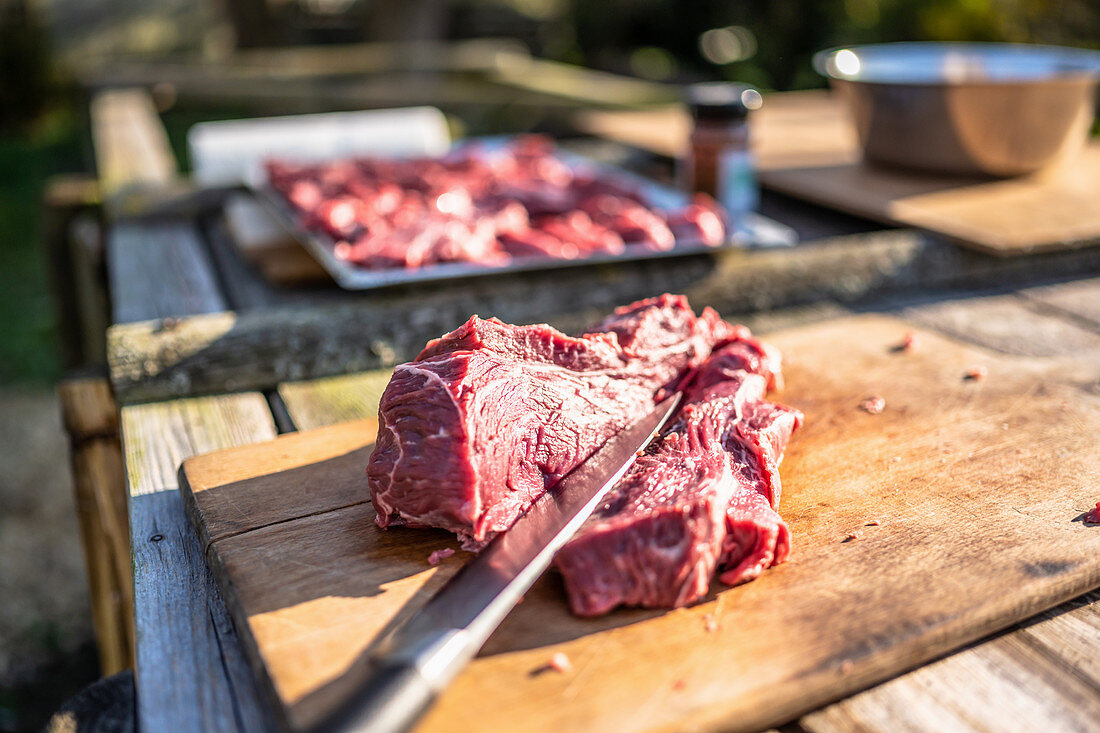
(312, 392), (682, 733)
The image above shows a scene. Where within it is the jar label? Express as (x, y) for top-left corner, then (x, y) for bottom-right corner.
(718, 149), (758, 215)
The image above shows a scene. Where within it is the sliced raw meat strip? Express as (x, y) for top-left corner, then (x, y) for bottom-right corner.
(716, 398), (800, 586)
(667, 195), (728, 248)
(497, 228), (577, 260)
(580, 195), (676, 251)
(555, 339), (801, 615)
(552, 439), (738, 617)
(720, 488), (790, 587)
(536, 212), (625, 256)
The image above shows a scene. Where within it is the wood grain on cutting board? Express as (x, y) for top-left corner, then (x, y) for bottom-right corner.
(758, 144), (1100, 256)
(180, 314), (1100, 733)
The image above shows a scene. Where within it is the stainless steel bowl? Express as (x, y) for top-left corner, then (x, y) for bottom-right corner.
(814, 43), (1100, 177)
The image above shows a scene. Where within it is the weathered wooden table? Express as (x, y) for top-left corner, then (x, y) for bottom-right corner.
(92, 90), (1100, 732)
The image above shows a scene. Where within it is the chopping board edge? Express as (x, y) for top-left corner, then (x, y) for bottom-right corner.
(179, 465), (299, 733)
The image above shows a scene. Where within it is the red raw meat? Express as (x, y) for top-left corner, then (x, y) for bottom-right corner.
(555, 339), (800, 615)
(366, 294), (801, 616)
(497, 229), (577, 260)
(367, 295), (741, 548)
(580, 195), (676, 251)
(537, 212), (625, 256)
(667, 195), (728, 248)
(265, 137), (728, 272)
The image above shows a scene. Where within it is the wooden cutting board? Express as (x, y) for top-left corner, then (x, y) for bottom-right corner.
(576, 91), (1100, 256)
(180, 314), (1100, 733)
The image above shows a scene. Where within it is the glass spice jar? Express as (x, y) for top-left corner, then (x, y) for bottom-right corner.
(680, 82), (764, 216)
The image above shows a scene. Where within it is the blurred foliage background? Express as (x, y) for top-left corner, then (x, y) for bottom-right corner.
(560, 0), (1100, 89)
(0, 0), (1098, 385)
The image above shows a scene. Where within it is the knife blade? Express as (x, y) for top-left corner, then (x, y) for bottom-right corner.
(312, 392), (682, 733)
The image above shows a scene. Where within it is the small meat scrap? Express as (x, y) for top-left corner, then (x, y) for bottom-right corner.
(894, 331), (917, 352)
(1085, 502), (1100, 525)
(964, 365), (988, 381)
(859, 395), (886, 414)
(427, 548), (455, 565)
(703, 614), (719, 633)
(865, 520), (881, 527)
(547, 652), (572, 674)
(844, 532), (862, 542)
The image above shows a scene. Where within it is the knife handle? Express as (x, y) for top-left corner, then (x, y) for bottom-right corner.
(310, 661), (436, 733)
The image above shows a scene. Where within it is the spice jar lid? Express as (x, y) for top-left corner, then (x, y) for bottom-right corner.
(686, 83), (763, 121)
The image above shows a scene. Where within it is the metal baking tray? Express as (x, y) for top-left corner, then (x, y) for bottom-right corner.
(248, 142), (797, 290)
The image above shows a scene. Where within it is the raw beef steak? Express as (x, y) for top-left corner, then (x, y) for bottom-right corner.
(367, 295), (741, 547)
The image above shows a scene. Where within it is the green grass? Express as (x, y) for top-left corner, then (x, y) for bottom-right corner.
(0, 110), (83, 385)
(0, 103), (277, 386)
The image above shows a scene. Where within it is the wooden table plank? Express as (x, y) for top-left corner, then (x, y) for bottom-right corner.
(80, 43), (674, 123)
(278, 371), (392, 431)
(106, 230), (1100, 404)
(123, 394), (278, 733)
(1018, 590), (1100, 690)
(897, 290), (1100, 357)
(90, 88), (176, 200)
(273, 303), (852, 433)
(90, 80), (286, 733)
(1018, 276), (1100, 329)
(107, 221), (228, 324)
(799, 625), (1100, 733)
(91, 86), (277, 731)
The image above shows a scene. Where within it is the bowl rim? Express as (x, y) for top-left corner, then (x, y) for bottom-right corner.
(813, 41), (1100, 85)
